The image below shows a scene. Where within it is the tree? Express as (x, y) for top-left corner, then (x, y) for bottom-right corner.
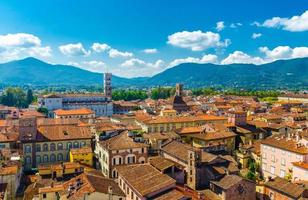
(0, 87), (28, 108)
(26, 89), (34, 105)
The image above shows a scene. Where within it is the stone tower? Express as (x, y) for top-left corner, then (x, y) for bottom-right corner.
(18, 116), (37, 142)
(175, 83), (183, 96)
(104, 73), (112, 99)
(187, 149), (202, 190)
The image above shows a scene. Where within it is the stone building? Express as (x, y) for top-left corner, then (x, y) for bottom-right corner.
(95, 131), (148, 178)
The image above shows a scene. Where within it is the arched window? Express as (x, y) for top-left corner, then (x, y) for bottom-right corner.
(50, 154), (56, 162)
(73, 142), (79, 148)
(67, 142), (72, 150)
(25, 156), (31, 164)
(36, 144), (41, 152)
(113, 158), (116, 165)
(43, 155), (49, 163)
(112, 169), (118, 178)
(57, 153), (63, 161)
(36, 155), (41, 164)
(80, 141), (86, 147)
(57, 143), (63, 150)
(43, 143), (48, 151)
(25, 145), (31, 153)
(50, 143), (56, 151)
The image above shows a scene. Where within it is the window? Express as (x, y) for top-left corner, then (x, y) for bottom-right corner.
(262, 163), (267, 171)
(25, 145), (32, 153)
(50, 154), (56, 162)
(271, 155), (275, 162)
(50, 143), (56, 151)
(141, 148), (144, 154)
(57, 143), (63, 150)
(73, 142), (79, 148)
(43, 155), (49, 163)
(282, 150), (286, 155)
(80, 141), (86, 147)
(36, 144), (41, 152)
(57, 153), (63, 161)
(262, 153), (266, 159)
(113, 158), (116, 165)
(36, 155), (41, 164)
(280, 169), (285, 178)
(296, 155), (302, 160)
(281, 158), (286, 166)
(25, 156), (31, 164)
(43, 143), (48, 151)
(43, 193), (47, 199)
(67, 142), (72, 150)
(270, 166), (275, 174)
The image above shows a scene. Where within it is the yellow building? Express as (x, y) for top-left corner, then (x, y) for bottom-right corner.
(175, 124), (236, 153)
(136, 114), (227, 133)
(69, 147), (93, 167)
(38, 162), (94, 179)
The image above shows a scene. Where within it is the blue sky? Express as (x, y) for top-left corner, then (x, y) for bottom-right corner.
(0, 0), (307, 77)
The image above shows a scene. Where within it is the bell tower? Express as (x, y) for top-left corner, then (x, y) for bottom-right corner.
(175, 83), (183, 96)
(104, 73), (112, 99)
(187, 149), (202, 190)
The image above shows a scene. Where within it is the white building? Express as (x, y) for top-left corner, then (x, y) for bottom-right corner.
(38, 93), (113, 117)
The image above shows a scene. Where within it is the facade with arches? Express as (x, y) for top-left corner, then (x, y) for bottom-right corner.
(95, 131), (148, 178)
(23, 124), (92, 170)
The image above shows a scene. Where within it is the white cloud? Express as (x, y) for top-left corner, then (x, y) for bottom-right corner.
(169, 54), (218, 67)
(260, 46), (308, 61)
(59, 43), (90, 56)
(230, 23), (242, 28)
(167, 30), (230, 51)
(67, 61), (81, 67)
(216, 21), (225, 31)
(91, 43), (110, 52)
(118, 58), (165, 77)
(142, 48), (158, 54)
(0, 33), (41, 48)
(67, 60), (106, 72)
(108, 48), (133, 58)
(82, 60), (106, 72)
(252, 33), (262, 39)
(257, 10), (308, 32)
(221, 51), (265, 65)
(121, 58), (164, 68)
(0, 33), (51, 62)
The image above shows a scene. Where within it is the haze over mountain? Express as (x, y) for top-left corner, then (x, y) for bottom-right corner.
(0, 57), (307, 89)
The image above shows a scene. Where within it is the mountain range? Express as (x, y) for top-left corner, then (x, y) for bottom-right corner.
(0, 57), (307, 89)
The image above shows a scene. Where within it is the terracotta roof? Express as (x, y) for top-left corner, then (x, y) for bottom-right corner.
(116, 164), (176, 197)
(293, 162), (308, 170)
(161, 140), (195, 163)
(264, 177), (305, 198)
(0, 165), (18, 175)
(211, 175), (247, 190)
(149, 156), (177, 171)
(261, 137), (308, 155)
(139, 114), (226, 125)
(143, 132), (173, 141)
(54, 108), (94, 116)
(39, 185), (64, 193)
(185, 130), (236, 141)
(153, 189), (187, 200)
(203, 189), (221, 200)
(70, 147), (93, 155)
(37, 125), (92, 141)
(59, 172), (125, 198)
(99, 131), (148, 150)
